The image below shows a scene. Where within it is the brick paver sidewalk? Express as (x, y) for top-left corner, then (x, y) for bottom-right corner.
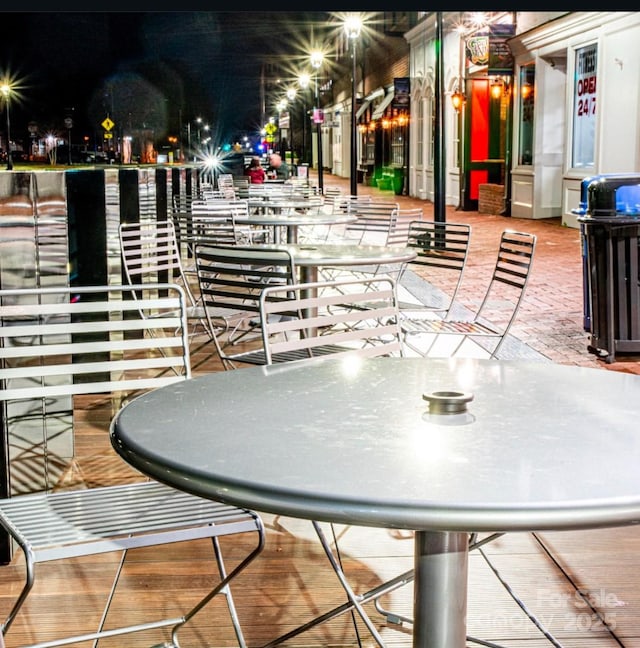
(312, 171), (640, 375)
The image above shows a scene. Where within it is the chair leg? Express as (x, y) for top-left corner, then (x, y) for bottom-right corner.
(312, 522), (386, 646)
(171, 525), (265, 648)
(259, 521), (388, 648)
(209, 536), (248, 648)
(1, 536), (36, 634)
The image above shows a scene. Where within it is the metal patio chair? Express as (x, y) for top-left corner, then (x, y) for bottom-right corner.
(197, 197), (270, 244)
(0, 283), (265, 648)
(194, 243), (298, 369)
(118, 219), (212, 340)
(396, 219), (472, 315)
(259, 275), (403, 364)
(216, 173), (237, 199)
(401, 229), (537, 359)
(319, 201), (401, 286)
(385, 207), (424, 247)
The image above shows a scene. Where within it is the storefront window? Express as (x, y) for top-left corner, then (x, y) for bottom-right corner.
(390, 119), (406, 166)
(365, 128), (375, 165)
(416, 99), (424, 167)
(452, 102), (461, 170)
(517, 64), (535, 166)
(572, 43), (597, 169)
(429, 96), (435, 167)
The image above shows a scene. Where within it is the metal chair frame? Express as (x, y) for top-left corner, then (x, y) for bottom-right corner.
(319, 202), (401, 286)
(118, 219), (212, 340)
(0, 283), (265, 648)
(401, 229), (537, 359)
(396, 219), (472, 315)
(194, 243), (298, 369)
(385, 207), (424, 247)
(259, 275), (403, 364)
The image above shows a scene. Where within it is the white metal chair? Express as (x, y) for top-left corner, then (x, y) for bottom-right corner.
(194, 243), (298, 369)
(259, 275), (403, 364)
(198, 197), (270, 244)
(118, 219), (211, 340)
(173, 205), (241, 255)
(319, 202), (401, 287)
(386, 207), (424, 247)
(216, 173), (237, 199)
(401, 229), (537, 359)
(296, 194), (373, 244)
(331, 193), (372, 213)
(0, 283), (265, 648)
(340, 200), (400, 246)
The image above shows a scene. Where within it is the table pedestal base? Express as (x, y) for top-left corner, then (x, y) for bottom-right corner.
(414, 531), (468, 648)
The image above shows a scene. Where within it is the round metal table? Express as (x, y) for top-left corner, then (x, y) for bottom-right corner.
(235, 211), (355, 244)
(111, 357), (640, 647)
(257, 242), (417, 282)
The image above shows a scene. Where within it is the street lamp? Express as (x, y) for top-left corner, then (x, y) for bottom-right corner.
(344, 14), (362, 196)
(1, 82), (13, 171)
(310, 50), (324, 193)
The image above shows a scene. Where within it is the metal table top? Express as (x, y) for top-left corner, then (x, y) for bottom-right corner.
(111, 356), (640, 533)
(234, 212), (355, 227)
(257, 242), (416, 270)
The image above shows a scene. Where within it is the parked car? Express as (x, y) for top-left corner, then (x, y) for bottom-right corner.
(53, 145), (108, 164)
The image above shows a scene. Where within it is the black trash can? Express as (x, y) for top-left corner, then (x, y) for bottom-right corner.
(575, 174), (640, 363)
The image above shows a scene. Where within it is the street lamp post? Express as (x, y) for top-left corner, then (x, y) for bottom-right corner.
(298, 73), (311, 166)
(286, 88), (297, 169)
(311, 50), (324, 193)
(276, 99), (288, 157)
(344, 15), (362, 196)
(1, 83), (13, 171)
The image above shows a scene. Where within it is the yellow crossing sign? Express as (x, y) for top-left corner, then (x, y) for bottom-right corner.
(101, 117), (115, 131)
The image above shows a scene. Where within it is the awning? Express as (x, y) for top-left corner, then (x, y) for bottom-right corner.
(356, 99), (371, 120)
(371, 90), (395, 120)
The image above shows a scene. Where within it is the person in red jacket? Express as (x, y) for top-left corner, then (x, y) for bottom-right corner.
(244, 156), (266, 184)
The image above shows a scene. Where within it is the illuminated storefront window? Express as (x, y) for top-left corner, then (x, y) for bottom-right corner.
(517, 63), (535, 166)
(572, 43), (597, 169)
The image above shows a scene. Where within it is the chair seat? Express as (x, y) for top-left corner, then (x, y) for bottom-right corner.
(0, 481), (260, 563)
(401, 317), (498, 336)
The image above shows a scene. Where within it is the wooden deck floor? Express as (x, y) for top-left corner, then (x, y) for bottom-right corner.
(2, 333), (640, 648)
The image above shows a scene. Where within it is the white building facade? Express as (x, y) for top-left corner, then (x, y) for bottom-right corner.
(405, 11), (640, 227)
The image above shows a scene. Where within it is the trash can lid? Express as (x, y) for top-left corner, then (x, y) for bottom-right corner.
(587, 174), (640, 218)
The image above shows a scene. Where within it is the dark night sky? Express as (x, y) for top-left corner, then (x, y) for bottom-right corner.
(0, 11), (338, 147)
